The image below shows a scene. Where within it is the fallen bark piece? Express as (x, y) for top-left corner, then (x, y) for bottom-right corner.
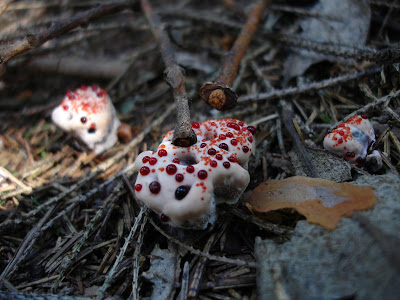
(255, 172), (400, 300)
(244, 176), (376, 230)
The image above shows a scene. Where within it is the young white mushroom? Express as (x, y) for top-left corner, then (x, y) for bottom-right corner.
(323, 114), (382, 169)
(51, 85), (120, 154)
(134, 118), (255, 229)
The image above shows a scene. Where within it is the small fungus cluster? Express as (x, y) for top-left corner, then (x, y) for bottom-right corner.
(323, 114), (382, 169)
(51, 85), (120, 154)
(134, 118), (255, 229)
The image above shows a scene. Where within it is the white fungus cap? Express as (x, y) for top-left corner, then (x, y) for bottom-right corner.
(134, 119), (256, 229)
(51, 85), (120, 154)
(323, 114), (381, 167)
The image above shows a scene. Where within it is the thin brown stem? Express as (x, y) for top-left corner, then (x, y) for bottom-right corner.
(200, 0), (269, 110)
(0, 2), (130, 63)
(141, 0), (196, 147)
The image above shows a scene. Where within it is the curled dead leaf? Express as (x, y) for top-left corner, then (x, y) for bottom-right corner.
(244, 176), (376, 230)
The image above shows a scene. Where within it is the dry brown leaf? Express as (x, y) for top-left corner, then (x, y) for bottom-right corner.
(244, 176), (376, 230)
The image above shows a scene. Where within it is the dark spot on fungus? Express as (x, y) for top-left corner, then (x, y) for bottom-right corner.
(219, 143), (229, 151)
(175, 186), (191, 200)
(160, 214), (170, 222)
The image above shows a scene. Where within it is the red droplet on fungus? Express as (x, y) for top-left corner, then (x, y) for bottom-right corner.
(361, 113), (368, 119)
(142, 156), (150, 163)
(172, 158), (180, 164)
(228, 156), (237, 163)
(243, 146), (249, 153)
(149, 157), (158, 165)
(230, 139), (238, 146)
(208, 148), (216, 155)
(200, 143), (207, 148)
(66, 90), (75, 100)
(226, 132), (233, 138)
(175, 173), (184, 182)
(215, 154), (223, 160)
(192, 122), (200, 129)
(247, 126), (256, 135)
(210, 160), (218, 167)
(227, 123), (240, 131)
(186, 165), (195, 173)
(248, 136), (253, 143)
(223, 161), (230, 169)
(198, 170), (208, 179)
(219, 134), (226, 140)
(166, 164), (177, 175)
(158, 149), (168, 157)
(134, 184), (142, 191)
(140, 166), (150, 175)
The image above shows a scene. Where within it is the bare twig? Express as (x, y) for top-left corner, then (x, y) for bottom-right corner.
(223, 205), (292, 236)
(332, 88), (400, 129)
(51, 181), (124, 292)
(148, 218), (257, 269)
(200, 0), (269, 110)
(97, 207), (147, 300)
(141, 0), (196, 147)
(0, 2), (130, 63)
(274, 34), (400, 65)
(131, 209), (148, 300)
(239, 68), (381, 102)
(0, 204), (56, 282)
(26, 56), (128, 79)
(188, 234), (216, 299)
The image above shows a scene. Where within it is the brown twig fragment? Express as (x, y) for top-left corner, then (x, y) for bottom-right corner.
(200, 0), (269, 110)
(0, 2), (130, 63)
(141, 0), (197, 147)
